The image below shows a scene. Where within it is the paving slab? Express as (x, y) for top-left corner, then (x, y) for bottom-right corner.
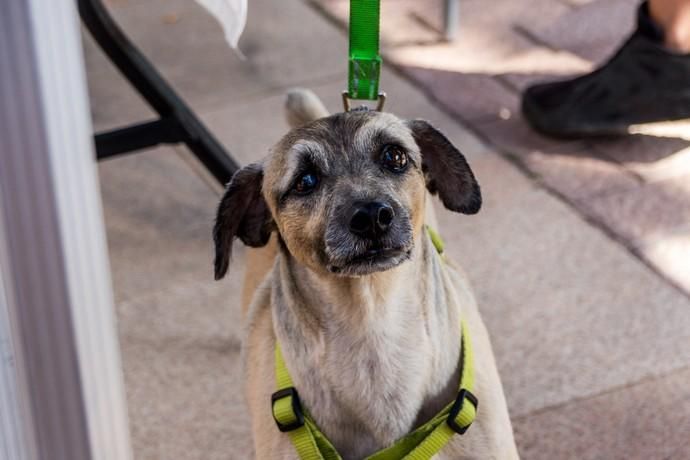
(473, 115), (587, 157)
(116, 262), (245, 350)
(99, 147), (221, 303)
(520, 149), (642, 202)
(581, 174), (690, 244)
(434, 153), (690, 417)
(120, 338), (252, 460)
(81, 33), (157, 131)
(639, 229), (690, 294)
(525, 0), (639, 63)
(316, 0), (572, 47)
(401, 68), (519, 123)
(84, 0), (345, 118)
(314, 0), (589, 77)
(513, 366), (690, 460)
(590, 135), (690, 183)
(116, 267), (253, 459)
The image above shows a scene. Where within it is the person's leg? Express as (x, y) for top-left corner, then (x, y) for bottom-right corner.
(649, 0), (690, 51)
(522, 0), (690, 138)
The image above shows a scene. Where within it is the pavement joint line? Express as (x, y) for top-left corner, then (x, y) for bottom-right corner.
(584, 141), (638, 166)
(304, 2), (690, 301)
(634, 221), (690, 249)
(604, 156), (690, 188)
(578, 176), (644, 201)
(511, 361), (690, 422)
(555, 0), (581, 11)
(585, 143), (648, 184)
(511, 24), (565, 54)
(307, 0), (350, 35)
(384, 37), (449, 49)
(493, 74), (525, 95)
(630, 244), (690, 293)
(405, 11), (446, 40)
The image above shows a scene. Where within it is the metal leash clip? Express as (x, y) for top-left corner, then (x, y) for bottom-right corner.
(342, 91), (386, 112)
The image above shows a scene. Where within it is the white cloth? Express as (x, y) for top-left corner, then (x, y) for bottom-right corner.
(195, 0), (247, 50)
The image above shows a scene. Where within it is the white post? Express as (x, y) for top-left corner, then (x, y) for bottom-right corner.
(0, 1), (133, 459)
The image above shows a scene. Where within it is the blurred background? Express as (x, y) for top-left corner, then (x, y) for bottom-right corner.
(3, 0), (690, 459)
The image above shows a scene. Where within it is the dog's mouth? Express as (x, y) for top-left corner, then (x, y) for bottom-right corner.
(328, 246), (412, 276)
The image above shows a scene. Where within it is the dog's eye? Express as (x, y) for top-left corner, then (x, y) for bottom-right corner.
(381, 145), (409, 173)
(293, 172), (319, 195)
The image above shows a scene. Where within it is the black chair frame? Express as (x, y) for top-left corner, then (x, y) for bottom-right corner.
(78, 0), (239, 186)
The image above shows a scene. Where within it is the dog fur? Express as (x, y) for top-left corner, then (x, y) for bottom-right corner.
(214, 89), (519, 459)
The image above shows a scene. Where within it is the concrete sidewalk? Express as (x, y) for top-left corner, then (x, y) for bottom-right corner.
(84, 0), (690, 458)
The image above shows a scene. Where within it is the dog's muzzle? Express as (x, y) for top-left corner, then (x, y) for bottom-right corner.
(324, 199), (413, 276)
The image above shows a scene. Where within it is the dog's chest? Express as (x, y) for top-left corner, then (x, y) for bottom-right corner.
(299, 312), (434, 457)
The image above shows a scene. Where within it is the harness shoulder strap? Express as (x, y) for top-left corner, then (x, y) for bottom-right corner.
(272, 345), (327, 460)
(401, 321), (477, 459)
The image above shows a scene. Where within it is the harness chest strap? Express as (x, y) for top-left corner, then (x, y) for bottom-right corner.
(272, 321), (476, 460)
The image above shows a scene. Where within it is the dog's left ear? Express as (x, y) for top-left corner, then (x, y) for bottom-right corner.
(407, 120), (481, 214)
(213, 163), (273, 280)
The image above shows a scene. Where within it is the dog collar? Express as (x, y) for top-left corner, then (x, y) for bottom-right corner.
(270, 228), (478, 459)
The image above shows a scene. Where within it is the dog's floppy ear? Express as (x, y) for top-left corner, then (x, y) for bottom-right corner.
(213, 163), (273, 280)
(407, 120), (481, 214)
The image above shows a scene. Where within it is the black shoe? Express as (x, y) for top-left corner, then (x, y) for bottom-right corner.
(522, 1), (690, 138)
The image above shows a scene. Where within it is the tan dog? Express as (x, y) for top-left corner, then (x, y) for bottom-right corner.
(214, 90), (518, 459)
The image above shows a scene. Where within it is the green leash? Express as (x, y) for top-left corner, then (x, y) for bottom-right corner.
(343, 0), (385, 111)
(271, 228), (478, 460)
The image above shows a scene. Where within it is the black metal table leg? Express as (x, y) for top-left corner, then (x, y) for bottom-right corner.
(78, 0), (239, 185)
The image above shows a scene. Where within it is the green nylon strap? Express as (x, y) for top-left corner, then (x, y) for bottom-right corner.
(426, 225), (445, 256)
(348, 0), (382, 100)
(271, 228), (477, 460)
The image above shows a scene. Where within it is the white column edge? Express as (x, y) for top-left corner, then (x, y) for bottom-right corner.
(26, 1), (134, 459)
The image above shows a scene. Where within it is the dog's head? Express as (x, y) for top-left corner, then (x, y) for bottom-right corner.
(213, 91), (481, 279)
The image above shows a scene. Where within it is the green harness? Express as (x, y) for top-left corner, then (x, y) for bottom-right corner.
(271, 229), (478, 459)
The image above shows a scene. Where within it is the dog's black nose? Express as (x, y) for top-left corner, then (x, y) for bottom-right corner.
(349, 202), (395, 238)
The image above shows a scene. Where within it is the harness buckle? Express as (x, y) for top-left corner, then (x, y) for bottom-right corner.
(447, 388), (478, 434)
(271, 387), (305, 432)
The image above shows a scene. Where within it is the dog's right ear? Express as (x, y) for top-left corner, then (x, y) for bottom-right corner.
(285, 88), (329, 128)
(213, 163), (273, 280)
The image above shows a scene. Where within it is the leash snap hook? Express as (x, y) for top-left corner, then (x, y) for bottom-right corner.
(342, 91), (386, 112)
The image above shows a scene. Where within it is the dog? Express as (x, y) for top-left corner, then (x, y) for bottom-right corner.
(214, 89), (518, 459)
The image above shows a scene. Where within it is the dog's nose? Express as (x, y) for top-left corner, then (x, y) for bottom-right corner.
(349, 202), (395, 238)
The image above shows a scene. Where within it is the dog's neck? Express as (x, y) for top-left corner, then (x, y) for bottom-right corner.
(271, 231), (462, 459)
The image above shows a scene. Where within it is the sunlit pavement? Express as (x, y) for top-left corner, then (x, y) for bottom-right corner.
(86, 0), (690, 458)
